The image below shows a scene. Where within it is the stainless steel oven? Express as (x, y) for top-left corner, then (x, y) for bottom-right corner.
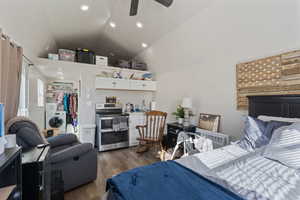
(95, 104), (129, 151)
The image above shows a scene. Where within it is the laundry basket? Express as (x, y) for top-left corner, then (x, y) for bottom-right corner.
(79, 124), (96, 147)
(196, 128), (229, 148)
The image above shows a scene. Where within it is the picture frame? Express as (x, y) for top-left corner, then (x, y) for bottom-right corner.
(198, 113), (221, 132)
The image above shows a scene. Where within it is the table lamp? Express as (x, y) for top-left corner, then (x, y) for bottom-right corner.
(181, 98), (192, 127)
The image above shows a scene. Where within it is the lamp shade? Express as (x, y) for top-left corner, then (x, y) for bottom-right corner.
(182, 97), (192, 108)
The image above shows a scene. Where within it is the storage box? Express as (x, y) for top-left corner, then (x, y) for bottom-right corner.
(48, 53), (59, 61)
(76, 48), (95, 64)
(96, 56), (108, 66)
(130, 60), (148, 71)
(58, 49), (75, 62)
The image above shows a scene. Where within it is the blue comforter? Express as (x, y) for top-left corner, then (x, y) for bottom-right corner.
(106, 161), (244, 200)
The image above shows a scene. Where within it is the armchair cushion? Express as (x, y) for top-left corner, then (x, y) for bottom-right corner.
(47, 134), (78, 148)
(50, 143), (94, 164)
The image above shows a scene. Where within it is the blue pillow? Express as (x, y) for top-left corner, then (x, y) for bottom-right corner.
(238, 116), (268, 151)
(238, 117), (292, 151)
(264, 120), (292, 140)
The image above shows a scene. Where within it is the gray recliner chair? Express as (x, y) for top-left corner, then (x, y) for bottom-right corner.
(6, 117), (98, 191)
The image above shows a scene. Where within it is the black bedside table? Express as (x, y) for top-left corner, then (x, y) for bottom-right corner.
(165, 123), (197, 148)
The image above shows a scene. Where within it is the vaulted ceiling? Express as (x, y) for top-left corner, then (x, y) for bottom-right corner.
(42, 0), (212, 61)
(1, 0), (212, 62)
(6, 0), (212, 60)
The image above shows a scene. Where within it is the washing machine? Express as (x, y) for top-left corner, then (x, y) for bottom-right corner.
(46, 111), (66, 133)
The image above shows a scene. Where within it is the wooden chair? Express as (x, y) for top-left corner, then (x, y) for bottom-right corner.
(136, 111), (167, 153)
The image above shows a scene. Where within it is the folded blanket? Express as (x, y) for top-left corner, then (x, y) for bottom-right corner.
(106, 161), (243, 200)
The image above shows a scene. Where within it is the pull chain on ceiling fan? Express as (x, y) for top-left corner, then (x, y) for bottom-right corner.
(130, 0), (174, 16)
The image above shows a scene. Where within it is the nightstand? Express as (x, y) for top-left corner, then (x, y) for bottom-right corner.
(165, 123), (196, 148)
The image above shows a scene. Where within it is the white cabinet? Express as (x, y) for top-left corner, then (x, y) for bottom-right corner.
(95, 77), (130, 90)
(130, 80), (157, 91)
(95, 77), (156, 91)
(129, 113), (146, 147)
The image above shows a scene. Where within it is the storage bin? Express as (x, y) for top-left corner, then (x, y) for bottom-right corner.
(58, 49), (75, 62)
(75, 48), (95, 64)
(96, 55), (108, 66)
(79, 125), (96, 147)
(48, 53), (59, 61)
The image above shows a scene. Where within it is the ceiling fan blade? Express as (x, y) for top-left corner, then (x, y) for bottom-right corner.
(154, 0), (173, 7)
(130, 0), (139, 16)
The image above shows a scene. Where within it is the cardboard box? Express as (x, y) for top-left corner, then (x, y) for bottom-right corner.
(96, 56), (108, 66)
(43, 128), (61, 138)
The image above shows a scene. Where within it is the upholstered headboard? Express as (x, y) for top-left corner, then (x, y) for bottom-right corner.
(248, 95), (300, 118)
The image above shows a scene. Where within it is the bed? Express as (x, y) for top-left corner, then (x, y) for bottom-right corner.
(104, 95), (300, 200)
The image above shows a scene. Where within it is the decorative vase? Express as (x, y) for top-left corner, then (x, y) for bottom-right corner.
(178, 118), (184, 124)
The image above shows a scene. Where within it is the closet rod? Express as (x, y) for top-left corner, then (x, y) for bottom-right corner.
(23, 55), (34, 66)
(0, 28), (34, 66)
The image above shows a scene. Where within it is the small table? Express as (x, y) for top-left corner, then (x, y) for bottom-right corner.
(0, 147), (22, 200)
(22, 146), (51, 200)
(165, 123), (197, 148)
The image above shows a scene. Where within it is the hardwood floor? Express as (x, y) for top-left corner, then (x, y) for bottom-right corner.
(64, 147), (160, 200)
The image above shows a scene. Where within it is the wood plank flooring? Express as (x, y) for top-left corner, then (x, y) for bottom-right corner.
(64, 147), (160, 200)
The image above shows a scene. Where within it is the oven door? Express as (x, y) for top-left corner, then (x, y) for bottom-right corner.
(99, 117), (114, 132)
(101, 130), (128, 145)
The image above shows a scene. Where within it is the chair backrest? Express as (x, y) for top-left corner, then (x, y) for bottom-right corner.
(145, 111), (167, 141)
(198, 113), (221, 132)
(6, 117), (47, 150)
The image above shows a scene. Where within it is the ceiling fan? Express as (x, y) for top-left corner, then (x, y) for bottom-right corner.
(130, 0), (174, 16)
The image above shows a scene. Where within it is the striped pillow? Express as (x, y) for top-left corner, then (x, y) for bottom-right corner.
(268, 123), (300, 147)
(263, 145), (300, 169)
(263, 122), (300, 169)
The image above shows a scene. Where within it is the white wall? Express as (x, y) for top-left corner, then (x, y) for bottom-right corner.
(0, 0), (57, 128)
(137, 0), (300, 138)
(0, 0), (57, 60)
(28, 67), (46, 129)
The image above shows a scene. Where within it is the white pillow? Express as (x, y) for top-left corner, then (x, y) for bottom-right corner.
(268, 123), (300, 147)
(258, 115), (300, 123)
(263, 122), (300, 169)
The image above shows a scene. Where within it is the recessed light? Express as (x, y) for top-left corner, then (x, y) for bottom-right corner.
(142, 43), (148, 48)
(109, 22), (116, 28)
(80, 5), (89, 11)
(136, 22), (143, 28)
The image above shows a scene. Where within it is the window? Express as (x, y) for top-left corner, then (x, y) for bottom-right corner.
(37, 79), (44, 107)
(18, 60), (29, 116)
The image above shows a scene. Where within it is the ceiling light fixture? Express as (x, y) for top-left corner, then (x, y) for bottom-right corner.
(109, 22), (116, 28)
(142, 43), (148, 48)
(136, 22), (143, 28)
(80, 5), (89, 11)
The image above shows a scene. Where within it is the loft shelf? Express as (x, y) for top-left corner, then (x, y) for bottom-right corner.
(37, 58), (150, 74)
